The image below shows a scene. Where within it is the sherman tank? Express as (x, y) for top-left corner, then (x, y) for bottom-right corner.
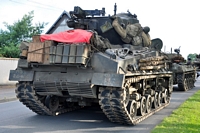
(163, 47), (196, 91)
(9, 4), (173, 125)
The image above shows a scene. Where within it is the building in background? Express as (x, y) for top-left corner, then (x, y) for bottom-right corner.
(46, 11), (72, 34)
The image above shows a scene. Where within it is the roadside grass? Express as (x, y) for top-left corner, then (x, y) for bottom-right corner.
(151, 90), (200, 133)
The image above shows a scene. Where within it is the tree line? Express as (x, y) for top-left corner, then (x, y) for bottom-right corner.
(0, 11), (47, 58)
(187, 53), (199, 61)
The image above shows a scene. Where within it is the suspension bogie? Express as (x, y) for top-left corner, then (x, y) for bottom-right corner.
(98, 72), (172, 125)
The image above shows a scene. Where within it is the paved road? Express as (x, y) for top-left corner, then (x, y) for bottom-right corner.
(0, 80), (200, 133)
(0, 85), (16, 103)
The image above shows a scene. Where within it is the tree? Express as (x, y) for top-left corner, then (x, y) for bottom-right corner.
(0, 11), (48, 58)
(187, 53), (197, 61)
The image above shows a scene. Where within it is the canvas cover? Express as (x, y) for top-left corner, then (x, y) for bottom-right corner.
(40, 29), (93, 44)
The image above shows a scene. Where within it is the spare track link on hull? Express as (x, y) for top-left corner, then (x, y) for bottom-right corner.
(99, 75), (171, 125)
(177, 72), (195, 91)
(15, 82), (81, 116)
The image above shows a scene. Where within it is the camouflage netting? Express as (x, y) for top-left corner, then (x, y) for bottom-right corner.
(90, 31), (112, 52)
(112, 17), (151, 47)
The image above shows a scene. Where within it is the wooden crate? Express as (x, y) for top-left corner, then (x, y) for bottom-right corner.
(43, 41), (57, 64)
(20, 49), (28, 58)
(68, 45), (77, 63)
(55, 44), (64, 63)
(27, 42), (44, 63)
(32, 35), (41, 43)
(76, 44), (90, 64)
(62, 45), (70, 63)
(49, 46), (57, 64)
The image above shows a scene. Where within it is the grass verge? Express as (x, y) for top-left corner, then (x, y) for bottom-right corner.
(151, 90), (200, 133)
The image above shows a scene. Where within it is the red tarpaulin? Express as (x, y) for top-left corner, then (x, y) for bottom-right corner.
(40, 29), (93, 44)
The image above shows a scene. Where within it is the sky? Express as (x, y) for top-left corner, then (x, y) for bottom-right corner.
(0, 0), (200, 59)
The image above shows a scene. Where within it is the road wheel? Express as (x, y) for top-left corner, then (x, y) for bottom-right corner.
(146, 95), (152, 113)
(137, 96), (147, 116)
(163, 89), (170, 104)
(45, 95), (59, 112)
(127, 100), (137, 119)
(157, 91), (162, 107)
(152, 92), (158, 109)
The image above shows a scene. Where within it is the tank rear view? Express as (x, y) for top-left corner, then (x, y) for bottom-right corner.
(9, 4), (173, 125)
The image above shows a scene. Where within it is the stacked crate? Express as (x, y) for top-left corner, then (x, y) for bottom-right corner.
(27, 35), (90, 65)
(62, 44), (90, 64)
(49, 43), (90, 65)
(27, 35), (56, 64)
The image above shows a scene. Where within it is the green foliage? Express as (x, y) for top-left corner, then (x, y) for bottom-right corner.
(0, 11), (47, 58)
(187, 53), (197, 61)
(0, 43), (20, 58)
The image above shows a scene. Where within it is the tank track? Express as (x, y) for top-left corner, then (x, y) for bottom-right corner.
(99, 75), (171, 125)
(15, 82), (81, 116)
(177, 72), (195, 91)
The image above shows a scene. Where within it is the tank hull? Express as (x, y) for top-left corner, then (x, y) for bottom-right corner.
(171, 63), (196, 91)
(10, 46), (173, 125)
(165, 52), (196, 91)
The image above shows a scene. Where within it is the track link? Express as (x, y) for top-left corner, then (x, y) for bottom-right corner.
(99, 75), (171, 125)
(177, 71), (195, 91)
(15, 82), (81, 116)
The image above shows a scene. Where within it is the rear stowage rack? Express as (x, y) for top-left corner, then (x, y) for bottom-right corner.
(27, 41), (91, 65)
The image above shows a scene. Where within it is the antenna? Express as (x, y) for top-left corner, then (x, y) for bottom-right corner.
(114, 3), (117, 15)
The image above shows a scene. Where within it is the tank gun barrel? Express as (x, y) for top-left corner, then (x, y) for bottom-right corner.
(114, 3), (117, 15)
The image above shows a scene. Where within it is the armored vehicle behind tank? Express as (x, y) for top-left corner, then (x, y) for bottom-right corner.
(193, 54), (200, 72)
(9, 4), (173, 125)
(163, 47), (196, 91)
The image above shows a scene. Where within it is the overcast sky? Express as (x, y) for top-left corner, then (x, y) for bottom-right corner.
(0, 0), (199, 58)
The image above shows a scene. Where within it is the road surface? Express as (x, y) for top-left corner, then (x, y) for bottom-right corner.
(0, 80), (199, 133)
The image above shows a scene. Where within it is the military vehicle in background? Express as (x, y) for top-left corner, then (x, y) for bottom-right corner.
(163, 47), (196, 91)
(193, 54), (200, 71)
(9, 4), (173, 125)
